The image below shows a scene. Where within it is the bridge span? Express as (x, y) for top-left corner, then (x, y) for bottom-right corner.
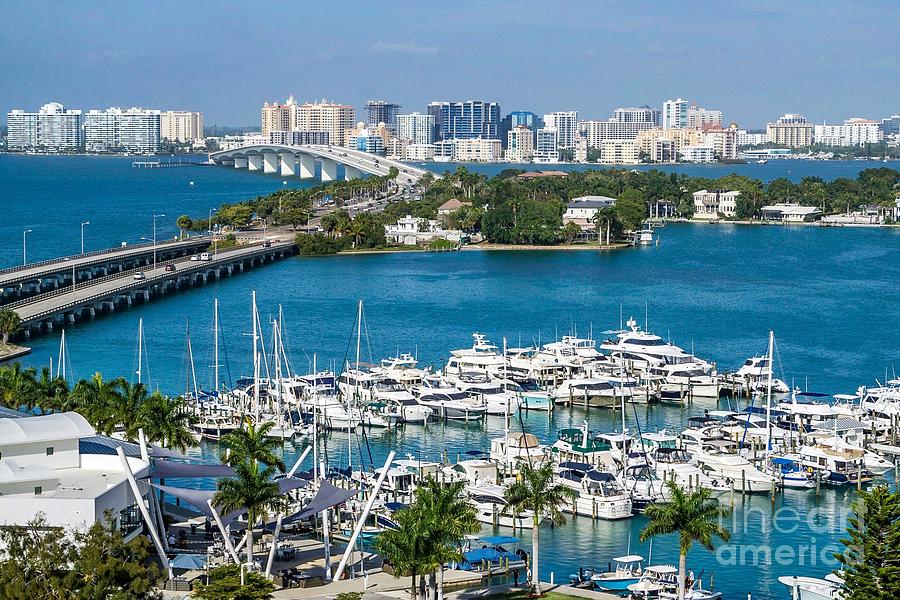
(12, 241), (296, 337)
(208, 144), (430, 186)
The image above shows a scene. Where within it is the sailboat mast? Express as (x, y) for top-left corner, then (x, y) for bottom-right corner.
(351, 299), (362, 469)
(503, 336), (509, 465)
(313, 352), (319, 481)
(187, 321), (199, 400)
(57, 329), (67, 383)
(137, 318), (143, 384)
(765, 330), (774, 454)
(214, 298), (220, 394)
(252, 291), (260, 423)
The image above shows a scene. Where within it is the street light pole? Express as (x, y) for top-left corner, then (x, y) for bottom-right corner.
(81, 221), (91, 255)
(23, 229), (32, 266)
(208, 208), (216, 237)
(152, 214), (165, 270)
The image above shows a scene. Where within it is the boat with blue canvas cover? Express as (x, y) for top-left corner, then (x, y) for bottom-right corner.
(456, 535), (527, 572)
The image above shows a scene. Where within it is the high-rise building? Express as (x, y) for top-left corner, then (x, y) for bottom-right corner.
(612, 106), (661, 126)
(500, 111), (543, 147)
(344, 121), (390, 154)
(736, 130), (769, 146)
(296, 101), (355, 148)
(160, 111), (204, 142)
(543, 111), (578, 149)
(636, 128), (705, 161)
(397, 112), (436, 145)
(427, 101), (501, 141)
(881, 115), (900, 137)
(506, 125), (534, 162)
(534, 127), (559, 163)
(766, 114), (813, 148)
(451, 137), (502, 162)
(261, 96), (296, 136)
(83, 107), (161, 154)
(814, 118), (883, 146)
(662, 98), (689, 129)
(6, 102), (83, 151)
(687, 105), (723, 129)
(364, 100), (401, 133)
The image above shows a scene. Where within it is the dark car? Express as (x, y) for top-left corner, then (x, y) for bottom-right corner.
(165, 264), (176, 272)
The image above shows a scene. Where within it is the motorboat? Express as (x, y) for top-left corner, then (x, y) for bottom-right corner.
(777, 575), (844, 600)
(693, 452), (778, 492)
(645, 363), (721, 398)
(590, 555), (644, 591)
(492, 376), (554, 412)
(467, 483), (540, 529)
(489, 432), (551, 466)
(600, 318), (713, 371)
(556, 462), (633, 520)
(628, 564), (723, 599)
(373, 353), (427, 388)
(446, 333), (507, 375)
(414, 376), (487, 421)
(449, 372), (522, 415)
(619, 463), (673, 507)
(553, 424), (619, 469)
(376, 394), (432, 425)
(649, 447), (731, 497)
(734, 355), (790, 394)
(552, 378), (637, 408)
(768, 456), (816, 489)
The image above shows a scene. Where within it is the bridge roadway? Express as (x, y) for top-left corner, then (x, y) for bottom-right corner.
(0, 237), (211, 299)
(13, 241), (295, 335)
(208, 144), (431, 186)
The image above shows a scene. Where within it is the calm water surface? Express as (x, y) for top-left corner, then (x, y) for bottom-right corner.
(3, 155), (900, 600)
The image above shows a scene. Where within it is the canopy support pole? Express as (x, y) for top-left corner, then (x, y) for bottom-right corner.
(266, 447), (311, 577)
(208, 499), (242, 565)
(333, 450), (396, 581)
(116, 446), (172, 579)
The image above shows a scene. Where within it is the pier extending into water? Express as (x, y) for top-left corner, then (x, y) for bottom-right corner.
(10, 241), (296, 338)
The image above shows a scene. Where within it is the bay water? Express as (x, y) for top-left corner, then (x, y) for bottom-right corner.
(3, 154), (900, 599)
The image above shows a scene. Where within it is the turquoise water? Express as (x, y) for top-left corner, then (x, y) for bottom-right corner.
(4, 154), (900, 599)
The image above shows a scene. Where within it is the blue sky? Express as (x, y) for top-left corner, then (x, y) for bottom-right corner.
(1, 0), (898, 128)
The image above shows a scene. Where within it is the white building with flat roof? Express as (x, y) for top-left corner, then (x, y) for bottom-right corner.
(543, 111), (578, 149)
(813, 118), (883, 146)
(693, 189), (739, 219)
(0, 412), (149, 540)
(564, 195), (617, 228)
(84, 107), (161, 154)
(687, 105), (723, 129)
(662, 98), (689, 129)
(680, 145), (716, 163)
(506, 125), (534, 162)
(761, 203), (822, 223)
(534, 127), (559, 163)
(6, 102), (84, 151)
(397, 112), (436, 145)
(384, 215), (462, 245)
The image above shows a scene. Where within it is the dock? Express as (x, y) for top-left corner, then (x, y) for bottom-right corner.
(132, 159), (207, 168)
(10, 241), (296, 338)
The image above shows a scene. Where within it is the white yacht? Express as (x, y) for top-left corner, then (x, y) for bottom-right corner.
(555, 461), (633, 519)
(310, 394), (361, 431)
(778, 575), (844, 600)
(373, 353), (427, 388)
(645, 362), (721, 398)
(693, 452), (778, 492)
(414, 376), (487, 421)
(449, 373), (523, 415)
(601, 318), (713, 371)
(446, 333), (507, 375)
(489, 432), (551, 466)
(552, 378), (637, 408)
(467, 483), (540, 529)
(734, 356), (790, 394)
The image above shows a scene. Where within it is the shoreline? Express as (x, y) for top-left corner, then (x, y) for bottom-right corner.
(0, 344), (32, 363)
(319, 242), (631, 257)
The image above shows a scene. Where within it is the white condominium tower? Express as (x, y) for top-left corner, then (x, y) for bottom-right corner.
(83, 107), (161, 154)
(397, 112), (436, 145)
(160, 111), (204, 142)
(6, 102), (83, 151)
(543, 111), (578, 149)
(662, 98), (689, 129)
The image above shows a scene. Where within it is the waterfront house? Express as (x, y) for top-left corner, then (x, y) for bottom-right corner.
(692, 189), (739, 219)
(760, 203), (822, 223)
(820, 204), (886, 226)
(384, 215), (462, 245)
(0, 411), (150, 540)
(563, 195), (617, 229)
(437, 198), (472, 216)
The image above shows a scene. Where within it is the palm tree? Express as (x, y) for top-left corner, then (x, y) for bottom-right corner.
(117, 380), (149, 440)
(504, 463), (577, 594)
(34, 366), (69, 414)
(214, 460), (286, 565)
(220, 421), (286, 471)
(639, 481), (731, 600)
(414, 479), (479, 599)
(348, 218), (367, 248)
(0, 363), (38, 411)
(0, 308), (22, 345)
(136, 393), (197, 452)
(71, 373), (126, 434)
(373, 506), (432, 600)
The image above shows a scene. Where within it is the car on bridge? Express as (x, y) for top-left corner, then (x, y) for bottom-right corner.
(165, 264), (176, 272)
(133, 272), (146, 280)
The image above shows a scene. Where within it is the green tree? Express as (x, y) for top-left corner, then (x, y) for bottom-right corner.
(176, 215), (193, 239)
(504, 463), (577, 594)
(0, 362), (39, 410)
(0, 308), (22, 344)
(639, 481), (731, 600)
(71, 373), (127, 435)
(136, 392), (197, 452)
(614, 188), (646, 231)
(562, 221), (582, 244)
(281, 207), (309, 231)
(373, 506), (431, 600)
(295, 233), (346, 256)
(214, 460), (286, 565)
(835, 485), (900, 600)
(192, 564), (274, 600)
(220, 421), (286, 471)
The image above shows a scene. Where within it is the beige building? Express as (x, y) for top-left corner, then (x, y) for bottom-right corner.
(296, 100), (355, 147)
(453, 137), (502, 162)
(261, 96), (296, 136)
(598, 140), (639, 164)
(636, 128), (704, 162)
(160, 111), (204, 142)
(702, 124), (739, 159)
(693, 189), (740, 219)
(766, 114), (812, 148)
(506, 125), (534, 162)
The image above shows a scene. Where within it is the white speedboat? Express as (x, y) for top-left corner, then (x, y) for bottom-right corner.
(734, 355), (790, 394)
(778, 575), (843, 600)
(556, 462), (633, 520)
(693, 452), (778, 493)
(468, 483), (539, 529)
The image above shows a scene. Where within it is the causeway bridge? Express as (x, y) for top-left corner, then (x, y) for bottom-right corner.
(10, 241), (296, 337)
(0, 237), (211, 305)
(208, 144), (430, 186)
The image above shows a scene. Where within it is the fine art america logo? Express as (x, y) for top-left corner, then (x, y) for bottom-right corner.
(715, 504), (854, 567)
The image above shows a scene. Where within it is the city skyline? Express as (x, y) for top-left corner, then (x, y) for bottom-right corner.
(2, 1), (899, 129)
